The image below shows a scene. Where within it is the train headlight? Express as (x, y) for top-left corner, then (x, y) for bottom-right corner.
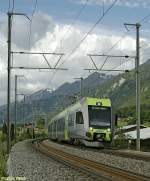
(107, 128), (111, 131)
(89, 127), (93, 131)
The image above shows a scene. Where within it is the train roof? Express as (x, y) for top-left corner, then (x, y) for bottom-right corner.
(85, 97), (111, 106)
(49, 97), (111, 123)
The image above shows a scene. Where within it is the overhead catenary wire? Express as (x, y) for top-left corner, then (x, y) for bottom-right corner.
(103, 11), (150, 56)
(44, 0), (118, 96)
(59, 0), (118, 67)
(99, 56), (109, 70)
(35, 0), (89, 91)
(46, 0), (89, 91)
(8, 0), (11, 11)
(97, 11), (150, 71)
(140, 13), (150, 24)
(89, 11), (150, 72)
(8, 0), (14, 12)
(11, 0), (15, 28)
(108, 59), (132, 73)
(10, 0), (149, 104)
(28, 0), (38, 50)
(12, 0), (15, 12)
(58, 0), (89, 50)
(46, 0), (118, 104)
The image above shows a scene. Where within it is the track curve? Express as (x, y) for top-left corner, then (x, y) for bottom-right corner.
(33, 140), (150, 181)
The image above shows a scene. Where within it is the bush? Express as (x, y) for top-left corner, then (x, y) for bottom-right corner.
(113, 133), (132, 149)
(0, 132), (7, 177)
(35, 130), (47, 139)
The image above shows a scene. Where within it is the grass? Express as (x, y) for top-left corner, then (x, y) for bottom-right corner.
(144, 121), (150, 127)
(0, 126), (48, 179)
(117, 119), (129, 127)
(0, 131), (7, 178)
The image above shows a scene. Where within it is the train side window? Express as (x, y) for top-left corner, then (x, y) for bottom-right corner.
(51, 123), (53, 131)
(68, 114), (74, 127)
(76, 111), (84, 124)
(54, 121), (56, 132)
(62, 118), (65, 130)
(57, 120), (59, 131)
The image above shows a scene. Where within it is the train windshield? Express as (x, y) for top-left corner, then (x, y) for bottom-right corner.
(88, 106), (111, 128)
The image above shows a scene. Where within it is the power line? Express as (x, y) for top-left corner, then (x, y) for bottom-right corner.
(87, 12), (150, 72)
(59, 0), (88, 49)
(47, 0), (117, 96)
(8, 0), (11, 11)
(59, 0), (118, 67)
(12, 0), (15, 12)
(48, 0), (89, 87)
(44, 0), (117, 94)
(11, 51), (64, 55)
(11, 51), (66, 70)
(11, 66), (68, 70)
(140, 13), (150, 24)
(108, 59), (132, 73)
(99, 56), (109, 70)
(28, 0), (38, 50)
(8, 0), (14, 12)
(103, 12), (150, 56)
(87, 54), (133, 72)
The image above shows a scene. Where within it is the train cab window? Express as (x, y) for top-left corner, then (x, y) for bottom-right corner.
(76, 111), (84, 124)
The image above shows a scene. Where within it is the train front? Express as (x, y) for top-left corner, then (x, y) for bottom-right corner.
(85, 98), (112, 147)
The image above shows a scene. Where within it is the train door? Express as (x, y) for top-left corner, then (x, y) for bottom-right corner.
(68, 114), (75, 138)
(61, 118), (65, 140)
(54, 121), (57, 139)
(57, 119), (60, 140)
(75, 111), (84, 138)
(51, 122), (54, 139)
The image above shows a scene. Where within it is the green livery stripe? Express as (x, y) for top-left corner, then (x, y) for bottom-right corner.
(86, 97), (111, 107)
(88, 128), (111, 141)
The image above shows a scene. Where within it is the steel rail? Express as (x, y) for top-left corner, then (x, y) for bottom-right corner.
(47, 141), (150, 162)
(101, 149), (150, 162)
(48, 140), (150, 162)
(34, 141), (149, 181)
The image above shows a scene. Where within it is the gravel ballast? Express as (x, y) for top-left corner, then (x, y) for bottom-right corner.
(44, 140), (150, 178)
(7, 140), (108, 181)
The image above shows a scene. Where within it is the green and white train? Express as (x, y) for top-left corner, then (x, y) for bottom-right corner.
(48, 97), (112, 147)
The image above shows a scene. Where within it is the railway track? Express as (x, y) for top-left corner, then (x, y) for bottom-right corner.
(101, 148), (150, 162)
(43, 139), (150, 162)
(33, 140), (150, 181)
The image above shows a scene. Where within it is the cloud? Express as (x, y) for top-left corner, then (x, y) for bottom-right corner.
(0, 12), (55, 50)
(0, 12), (149, 106)
(75, 0), (150, 8)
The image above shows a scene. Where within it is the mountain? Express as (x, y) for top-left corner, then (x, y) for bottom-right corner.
(0, 72), (113, 124)
(0, 59), (150, 125)
(90, 59), (150, 108)
(85, 59), (150, 122)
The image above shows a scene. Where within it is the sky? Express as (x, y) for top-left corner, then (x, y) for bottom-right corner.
(0, 0), (150, 105)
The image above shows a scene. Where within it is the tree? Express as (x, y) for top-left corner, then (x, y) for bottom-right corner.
(2, 123), (7, 135)
(10, 123), (14, 140)
(36, 118), (45, 129)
